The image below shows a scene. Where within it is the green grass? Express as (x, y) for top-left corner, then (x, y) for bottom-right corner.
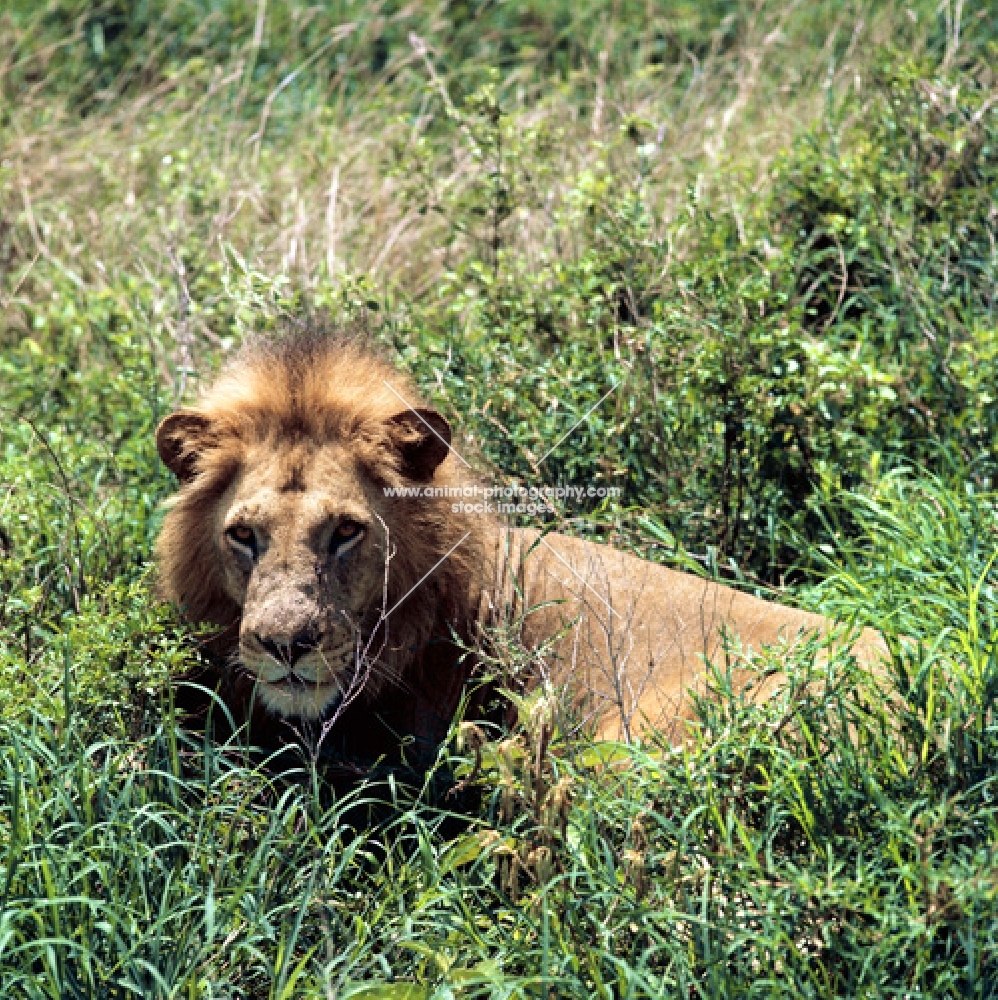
(3, 484), (997, 996)
(2, 1), (998, 995)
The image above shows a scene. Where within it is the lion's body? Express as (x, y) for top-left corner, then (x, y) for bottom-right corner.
(155, 331), (883, 761)
(482, 528), (883, 742)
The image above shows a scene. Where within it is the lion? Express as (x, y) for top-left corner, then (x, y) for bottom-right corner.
(155, 330), (885, 766)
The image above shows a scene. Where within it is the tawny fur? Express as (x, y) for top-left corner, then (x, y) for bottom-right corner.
(155, 329), (886, 760)
(156, 333), (477, 701)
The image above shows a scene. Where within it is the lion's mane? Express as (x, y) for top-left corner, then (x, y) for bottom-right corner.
(156, 329), (485, 760)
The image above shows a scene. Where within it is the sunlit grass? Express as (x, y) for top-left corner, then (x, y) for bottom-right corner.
(2, 1), (997, 995)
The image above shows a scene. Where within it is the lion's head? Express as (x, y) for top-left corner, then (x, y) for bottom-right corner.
(155, 331), (478, 723)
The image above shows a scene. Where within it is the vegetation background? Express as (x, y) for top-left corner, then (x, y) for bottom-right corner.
(1, 0), (997, 995)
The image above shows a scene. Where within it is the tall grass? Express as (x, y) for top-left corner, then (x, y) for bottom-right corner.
(2, 1), (998, 995)
(3, 476), (996, 995)
(0, 1), (935, 302)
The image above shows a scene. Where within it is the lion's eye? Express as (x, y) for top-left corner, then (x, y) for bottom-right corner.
(330, 519), (364, 554)
(226, 524), (257, 555)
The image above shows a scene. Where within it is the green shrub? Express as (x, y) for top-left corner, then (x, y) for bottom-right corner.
(391, 43), (998, 579)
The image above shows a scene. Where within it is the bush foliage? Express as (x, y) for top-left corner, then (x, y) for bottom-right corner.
(1, 0), (997, 995)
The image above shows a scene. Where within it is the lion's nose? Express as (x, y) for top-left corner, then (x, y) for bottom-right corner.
(256, 630), (318, 666)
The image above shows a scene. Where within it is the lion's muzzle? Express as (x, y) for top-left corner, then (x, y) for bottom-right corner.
(238, 609), (357, 718)
(254, 628), (320, 669)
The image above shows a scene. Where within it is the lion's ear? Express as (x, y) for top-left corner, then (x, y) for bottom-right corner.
(386, 408), (452, 482)
(156, 410), (214, 484)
